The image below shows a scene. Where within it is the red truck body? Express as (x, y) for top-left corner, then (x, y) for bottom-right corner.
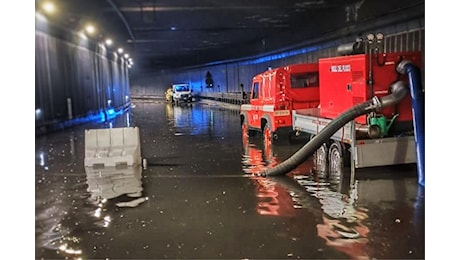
(241, 50), (422, 142)
(240, 63), (320, 136)
(319, 51), (422, 125)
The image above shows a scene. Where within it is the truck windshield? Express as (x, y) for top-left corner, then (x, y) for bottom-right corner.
(174, 85), (190, 91)
(290, 72), (319, 88)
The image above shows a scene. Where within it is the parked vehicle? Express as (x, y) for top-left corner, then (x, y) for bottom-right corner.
(171, 83), (193, 104)
(243, 33), (424, 186)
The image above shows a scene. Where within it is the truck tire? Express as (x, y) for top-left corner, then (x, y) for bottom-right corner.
(263, 124), (274, 146)
(311, 135), (329, 177)
(328, 142), (345, 183)
(329, 141), (350, 182)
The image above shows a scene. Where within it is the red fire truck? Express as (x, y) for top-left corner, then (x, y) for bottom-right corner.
(243, 33), (424, 184)
(240, 63), (320, 144)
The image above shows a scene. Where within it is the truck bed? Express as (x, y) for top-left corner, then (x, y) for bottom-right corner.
(292, 108), (416, 168)
(293, 108), (353, 143)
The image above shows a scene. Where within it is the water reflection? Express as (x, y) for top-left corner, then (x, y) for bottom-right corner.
(242, 138), (310, 216)
(241, 139), (278, 175)
(166, 103), (213, 136)
(105, 106), (134, 128)
(241, 137), (371, 259)
(165, 103), (241, 138)
(35, 175), (93, 259)
(35, 132), (78, 171)
(85, 165), (146, 207)
(38, 151), (46, 167)
(36, 166), (147, 258)
(241, 133), (314, 176)
(68, 132), (77, 166)
(293, 175), (370, 259)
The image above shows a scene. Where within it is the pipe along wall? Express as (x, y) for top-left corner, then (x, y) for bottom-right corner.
(262, 60), (425, 187)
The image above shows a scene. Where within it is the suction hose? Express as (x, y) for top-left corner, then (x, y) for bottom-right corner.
(261, 81), (409, 177)
(397, 60), (424, 187)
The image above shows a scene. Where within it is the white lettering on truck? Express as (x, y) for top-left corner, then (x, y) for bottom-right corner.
(330, 64), (351, 72)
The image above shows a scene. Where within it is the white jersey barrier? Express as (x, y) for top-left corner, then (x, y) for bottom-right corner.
(84, 127), (141, 167)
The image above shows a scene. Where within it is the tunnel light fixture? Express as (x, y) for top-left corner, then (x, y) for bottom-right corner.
(105, 38), (113, 46)
(85, 24), (96, 35)
(124, 53), (129, 59)
(42, 1), (56, 14)
(36, 108), (44, 123)
(117, 48), (124, 54)
(366, 33), (375, 42)
(376, 32), (384, 43)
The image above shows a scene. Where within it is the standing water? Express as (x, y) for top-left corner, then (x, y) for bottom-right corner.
(36, 100), (424, 259)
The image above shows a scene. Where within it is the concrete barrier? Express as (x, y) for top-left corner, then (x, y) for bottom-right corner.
(84, 127), (141, 167)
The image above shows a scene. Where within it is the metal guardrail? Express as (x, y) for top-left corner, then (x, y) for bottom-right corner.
(199, 92), (249, 105)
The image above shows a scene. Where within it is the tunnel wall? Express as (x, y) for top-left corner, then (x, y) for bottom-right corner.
(35, 21), (131, 134)
(130, 18), (424, 97)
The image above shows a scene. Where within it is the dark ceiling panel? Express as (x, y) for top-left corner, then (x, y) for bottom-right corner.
(36, 0), (424, 72)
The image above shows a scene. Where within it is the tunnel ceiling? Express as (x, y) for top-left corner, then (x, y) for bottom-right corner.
(36, 0), (424, 72)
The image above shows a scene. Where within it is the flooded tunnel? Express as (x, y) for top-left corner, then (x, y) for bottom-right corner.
(35, 100), (424, 259)
(29, 1), (432, 257)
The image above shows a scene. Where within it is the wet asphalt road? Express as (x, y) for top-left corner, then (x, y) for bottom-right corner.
(35, 100), (425, 259)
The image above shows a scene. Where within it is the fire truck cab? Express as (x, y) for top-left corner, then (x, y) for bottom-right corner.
(240, 64), (320, 143)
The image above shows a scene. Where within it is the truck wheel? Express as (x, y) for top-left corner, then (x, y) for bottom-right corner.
(328, 142), (345, 183)
(311, 135), (328, 177)
(263, 124), (273, 146)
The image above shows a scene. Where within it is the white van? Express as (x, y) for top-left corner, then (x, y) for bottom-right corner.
(171, 83), (193, 104)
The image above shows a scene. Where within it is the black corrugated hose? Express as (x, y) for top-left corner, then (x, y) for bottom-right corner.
(261, 81), (408, 177)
